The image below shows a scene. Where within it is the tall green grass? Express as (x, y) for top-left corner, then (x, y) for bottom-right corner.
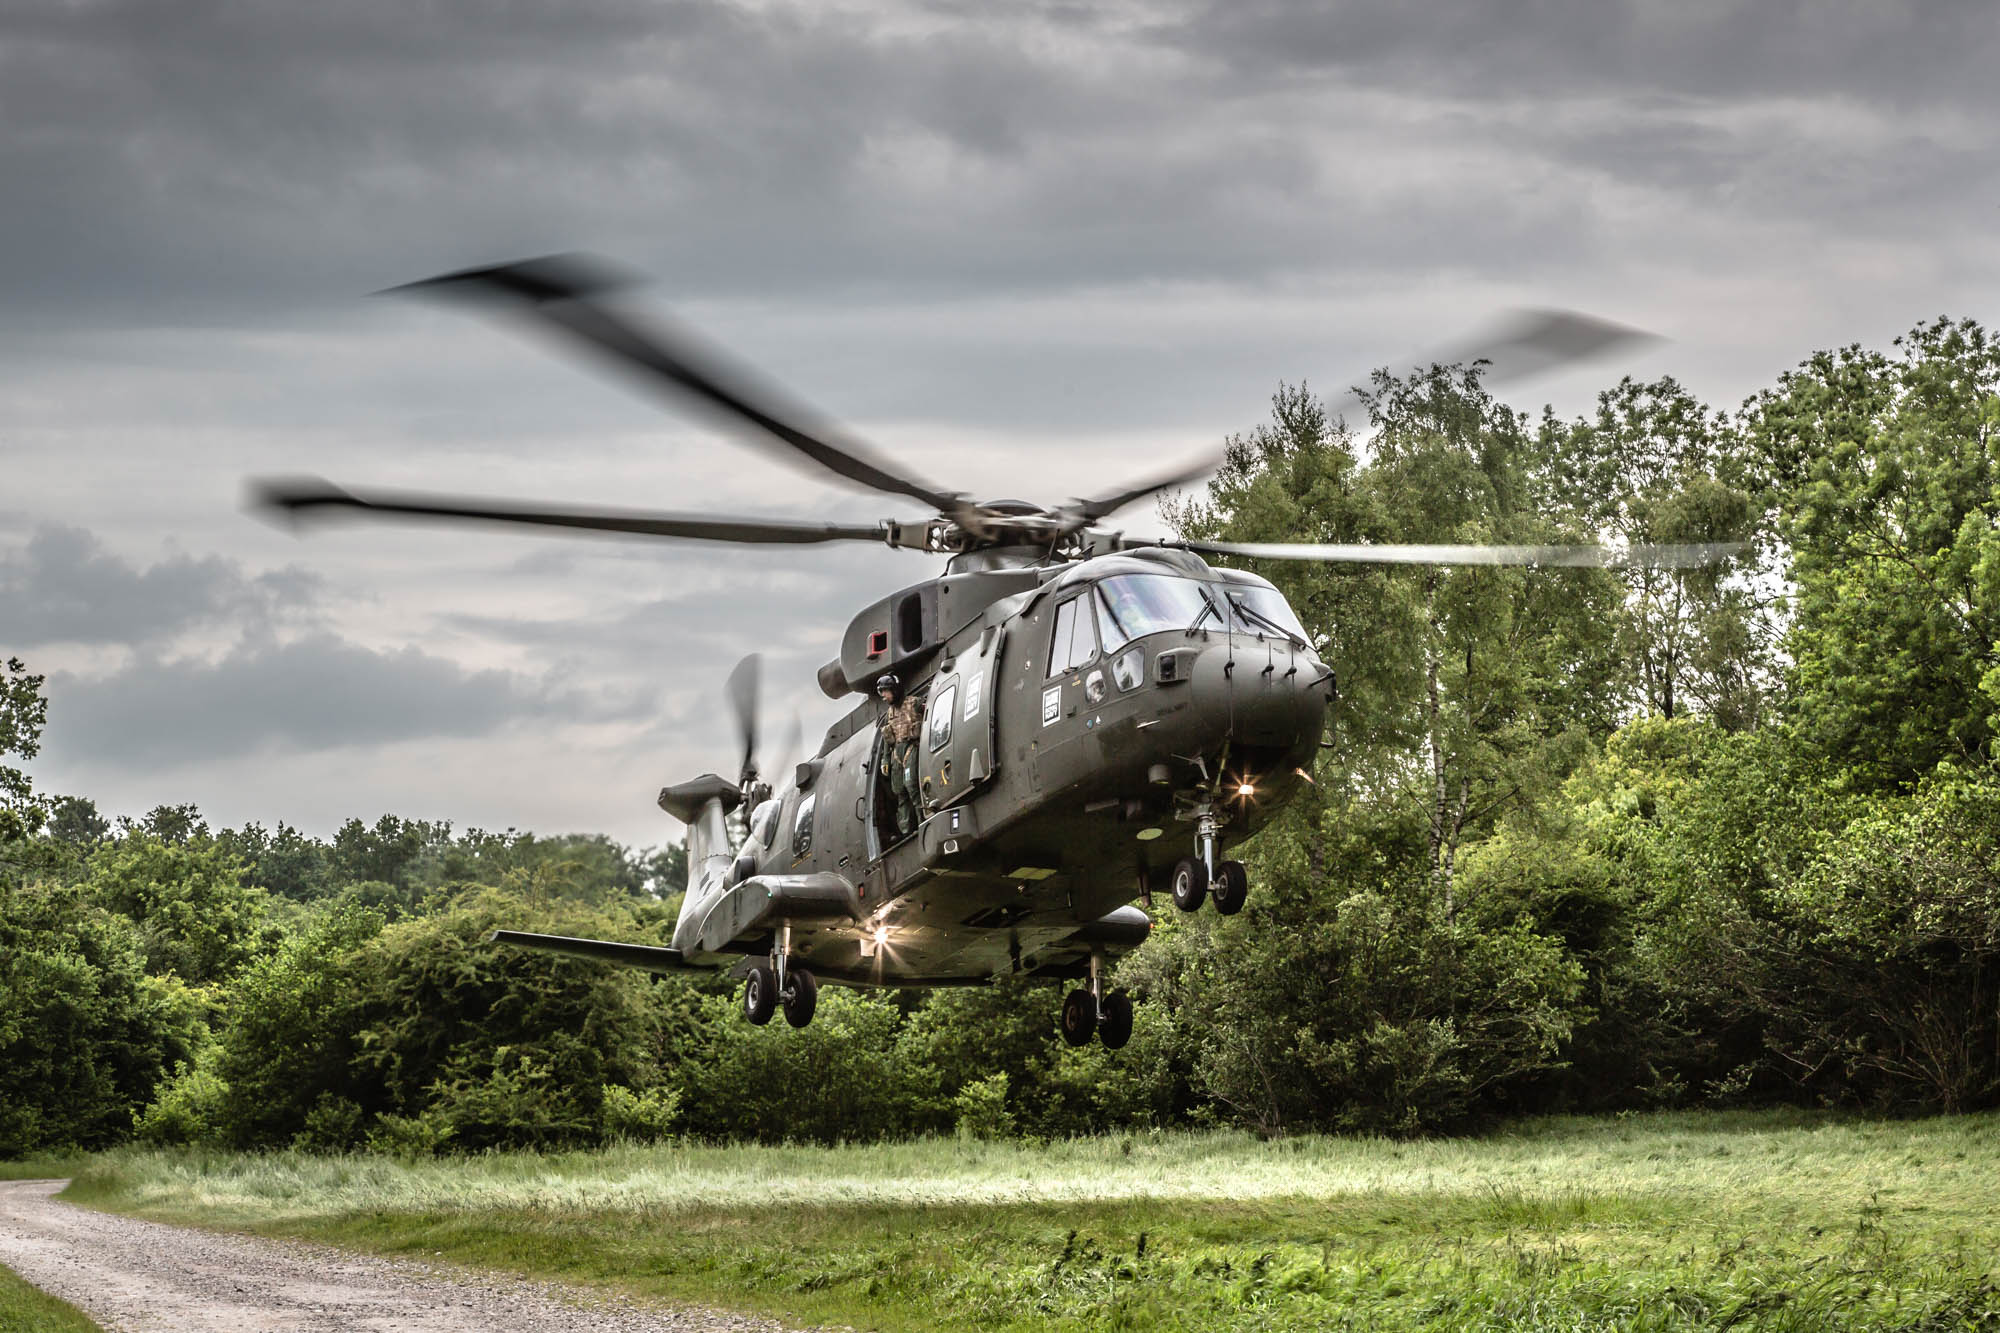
(59, 1111), (2000, 1331)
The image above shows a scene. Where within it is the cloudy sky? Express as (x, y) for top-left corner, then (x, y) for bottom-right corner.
(4, 0), (1995, 849)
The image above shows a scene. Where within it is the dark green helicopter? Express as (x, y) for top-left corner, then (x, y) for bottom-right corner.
(257, 257), (1735, 1049)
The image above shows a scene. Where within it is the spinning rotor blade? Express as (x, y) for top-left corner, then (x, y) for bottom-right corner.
(1150, 537), (1744, 569)
(251, 477), (885, 546)
(725, 655), (761, 787)
(1069, 309), (1657, 525)
(387, 255), (962, 513)
(772, 712), (805, 791)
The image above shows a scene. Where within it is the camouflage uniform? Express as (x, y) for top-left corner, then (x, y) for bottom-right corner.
(880, 697), (923, 836)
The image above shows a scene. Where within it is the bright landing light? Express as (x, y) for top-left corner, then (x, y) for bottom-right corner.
(1236, 782), (1256, 797)
(873, 925), (890, 946)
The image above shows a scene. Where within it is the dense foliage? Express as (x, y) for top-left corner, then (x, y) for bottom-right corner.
(5, 315), (1999, 1154)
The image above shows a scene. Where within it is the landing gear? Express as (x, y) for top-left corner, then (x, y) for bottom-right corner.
(1211, 860), (1248, 915)
(1097, 992), (1133, 1050)
(1168, 805), (1249, 915)
(743, 960), (776, 1025)
(782, 965), (818, 1028)
(746, 923), (819, 1029)
(1059, 987), (1097, 1046)
(1058, 954), (1132, 1049)
(1169, 858), (1208, 911)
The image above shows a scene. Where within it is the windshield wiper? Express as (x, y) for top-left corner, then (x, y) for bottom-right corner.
(1228, 595), (1307, 649)
(1185, 589), (1221, 636)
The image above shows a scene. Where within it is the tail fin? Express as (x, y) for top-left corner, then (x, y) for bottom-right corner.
(657, 774), (742, 949)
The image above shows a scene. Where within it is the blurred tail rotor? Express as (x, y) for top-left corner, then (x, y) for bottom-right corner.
(724, 654), (762, 844)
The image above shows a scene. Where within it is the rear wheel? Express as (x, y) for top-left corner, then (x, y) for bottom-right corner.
(742, 961), (776, 1025)
(1211, 860), (1248, 915)
(1097, 992), (1134, 1050)
(1059, 988), (1098, 1047)
(782, 967), (819, 1028)
(1170, 858), (1209, 912)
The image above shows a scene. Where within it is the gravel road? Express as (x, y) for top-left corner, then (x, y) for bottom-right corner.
(0, 1179), (808, 1332)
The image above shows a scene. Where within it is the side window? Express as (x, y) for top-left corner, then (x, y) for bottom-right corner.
(750, 799), (781, 848)
(1046, 599), (1076, 677)
(1065, 598), (1098, 670)
(792, 794), (816, 858)
(928, 683), (958, 752)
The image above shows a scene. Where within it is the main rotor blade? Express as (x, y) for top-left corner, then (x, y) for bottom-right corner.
(386, 255), (962, 513)
(1069, 309), (1656, 524)
(1153, 537), (1744, 569)
(250, 477), (887, 546)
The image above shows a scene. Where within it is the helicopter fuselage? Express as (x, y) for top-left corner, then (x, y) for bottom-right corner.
(669, 545), (1330, 989)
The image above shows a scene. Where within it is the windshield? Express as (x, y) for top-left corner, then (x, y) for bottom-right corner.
(1225, 586), (1311, 644)
(1093, 575), (1215, 652)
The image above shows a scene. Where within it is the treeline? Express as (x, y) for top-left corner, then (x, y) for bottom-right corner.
(4, 315), (1998, 1155)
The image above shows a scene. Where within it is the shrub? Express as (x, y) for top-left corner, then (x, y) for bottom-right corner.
(133, 1057), (228, 1146)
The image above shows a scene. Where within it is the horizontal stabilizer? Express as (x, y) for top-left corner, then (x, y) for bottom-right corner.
(489, 929), (700, 974)
(695, 872), (861, 954)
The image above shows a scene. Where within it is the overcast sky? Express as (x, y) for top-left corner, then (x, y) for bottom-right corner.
(5, 0), (1996, 850)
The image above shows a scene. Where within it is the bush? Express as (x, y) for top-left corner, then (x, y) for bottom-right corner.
(133, 1057), (228, 1146)
(601, 1084), (680, 1142)
(952, 1072), (1013, 1140)
(213, 901), (383, 1147)
(1135, 802), (1590, 1136)
(674, 988), (921, 1143)
(294, 1095), (367, 1153)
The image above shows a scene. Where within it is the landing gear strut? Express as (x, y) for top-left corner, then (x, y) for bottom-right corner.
(1169, 806), (1249, 915)
(1058, 954), (1132, 1050)
(744, 923), (819, 1028)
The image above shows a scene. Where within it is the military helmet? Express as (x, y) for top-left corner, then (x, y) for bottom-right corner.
(876, 673), (900, 692)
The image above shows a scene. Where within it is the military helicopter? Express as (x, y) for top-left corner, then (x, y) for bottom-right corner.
(257, 256), (1734, 1048)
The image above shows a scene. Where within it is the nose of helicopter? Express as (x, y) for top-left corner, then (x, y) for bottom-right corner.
(1188, 636), (1329, 760)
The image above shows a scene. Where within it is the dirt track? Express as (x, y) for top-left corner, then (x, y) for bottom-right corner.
(0, 1179), (802, 1332)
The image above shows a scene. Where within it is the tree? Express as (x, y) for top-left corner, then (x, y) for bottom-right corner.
(1744, 318), (2000, 784)
(216, 821), (333, 901)
(212, 901), (385, 1148)
(1175, 371), (1624, 910)
(0, 878), (204, 1154)
(1135, 373), (1615, 1132)
(46, 796), (111, 846)
(1535, 377), (1770, 727)
(1, 657), (48, 842)
(86, 833), (267, 985)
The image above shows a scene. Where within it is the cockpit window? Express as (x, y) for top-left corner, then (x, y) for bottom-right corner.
(750, 798), (782, 849)
(792, 794), (816, 857)
(1225, 586), (1311, 644)
(1093, 575), (1215, 653)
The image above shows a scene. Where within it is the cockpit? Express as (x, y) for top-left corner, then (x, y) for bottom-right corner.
(1089, 573), (1313, 651)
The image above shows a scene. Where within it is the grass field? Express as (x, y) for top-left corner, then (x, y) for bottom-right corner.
(57, 1111), (2000, 1331)
(0, 1264), (101, 1333)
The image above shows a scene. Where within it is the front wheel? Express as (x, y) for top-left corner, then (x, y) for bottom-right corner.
(1170, 858), (1209, 912)
(743, 961), (776, 1025)
(1211, 860), (1248, 915)
(1059, 988), (1098, 1047)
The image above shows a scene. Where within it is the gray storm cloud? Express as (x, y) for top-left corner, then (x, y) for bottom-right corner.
(4, 0), (1995, 838)
(0, 524), (320, 646)
(44, 633), (611, 765)
(13, 0), (1987, 331)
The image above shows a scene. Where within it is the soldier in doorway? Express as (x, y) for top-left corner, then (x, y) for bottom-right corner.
(876, 673), (922, 837)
